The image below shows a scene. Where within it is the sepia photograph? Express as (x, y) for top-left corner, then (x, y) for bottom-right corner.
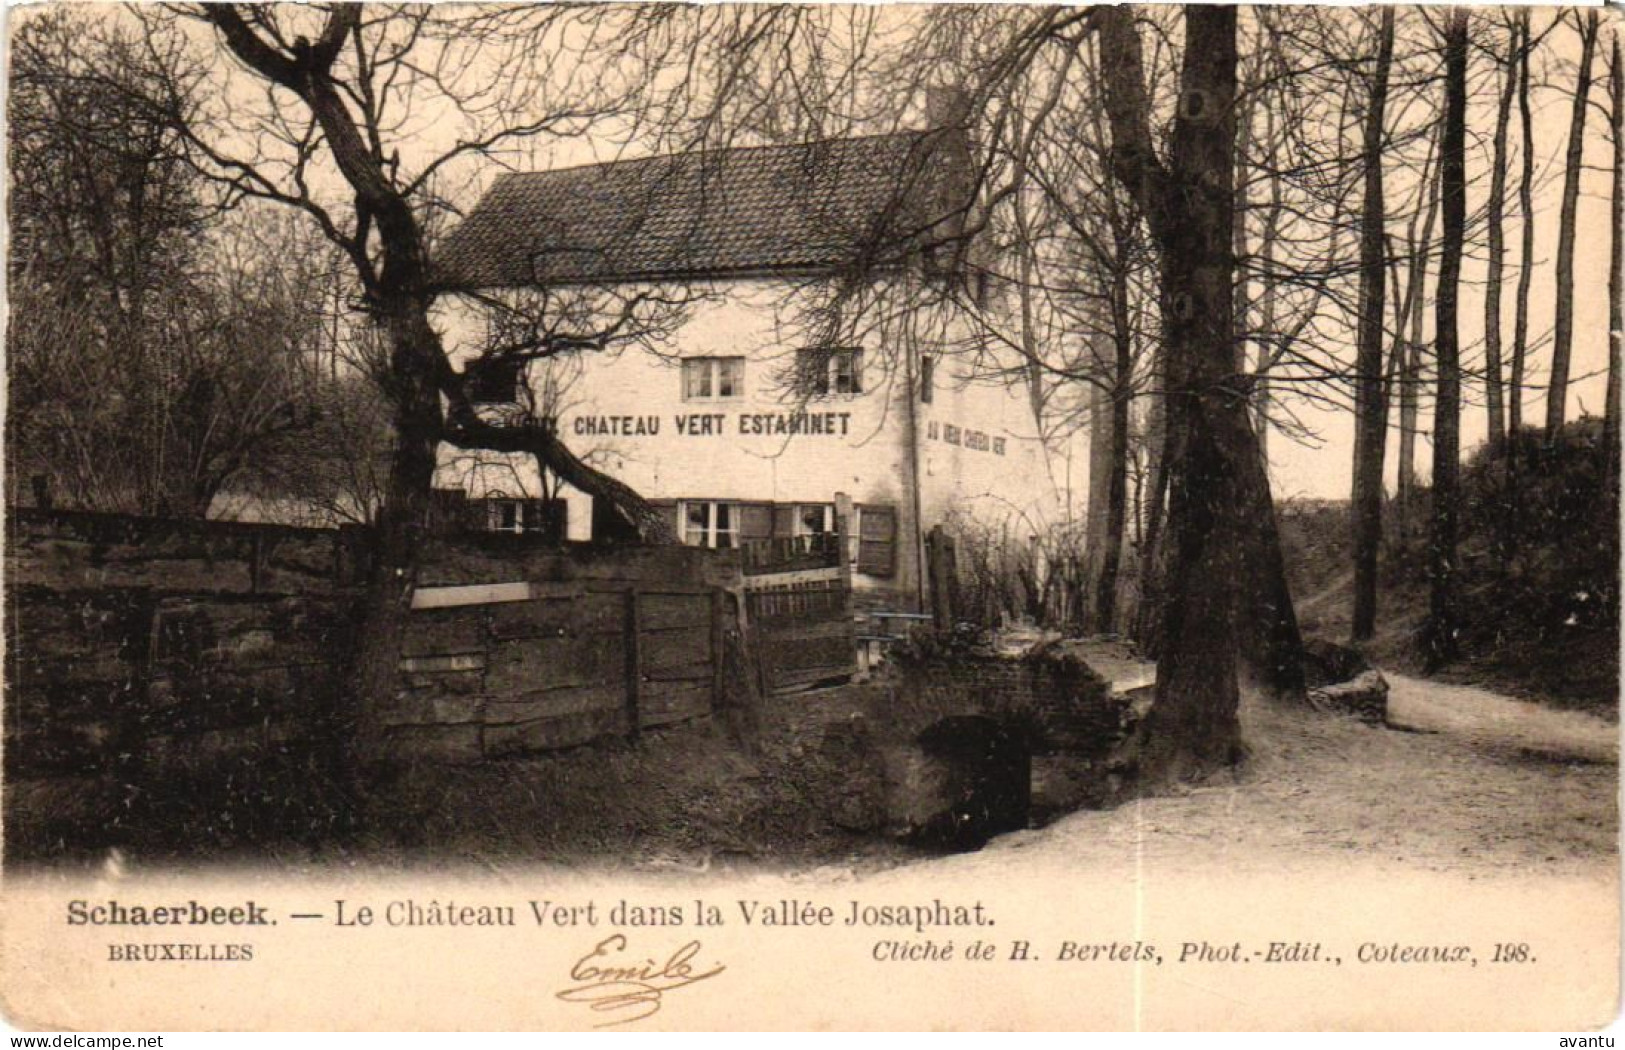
(0, 0), (1619, 1033)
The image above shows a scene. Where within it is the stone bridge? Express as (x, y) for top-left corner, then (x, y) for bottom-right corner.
(808, 642), (1141, 850)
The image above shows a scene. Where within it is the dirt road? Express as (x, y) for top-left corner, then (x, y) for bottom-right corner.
(880, 657), (1617, 882)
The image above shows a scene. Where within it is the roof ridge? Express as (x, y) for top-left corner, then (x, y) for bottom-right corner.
(497, 127), (933, 183)
(435, 125), (958, 289)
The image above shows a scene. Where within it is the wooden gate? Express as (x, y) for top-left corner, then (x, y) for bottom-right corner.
(742, 534), (857, 693)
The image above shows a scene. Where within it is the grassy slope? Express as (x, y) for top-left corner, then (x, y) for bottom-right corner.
(1281, 501), (1618, 720)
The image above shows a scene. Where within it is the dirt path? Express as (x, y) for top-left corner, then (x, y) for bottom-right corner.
(887, 647), (1618, 883)
(897, 691), (1618, 886)
(1385, 672), (1617, 764)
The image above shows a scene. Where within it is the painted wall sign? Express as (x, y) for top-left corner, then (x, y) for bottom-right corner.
(926, 420), (1006, 455)
(569, 412), (854, 439)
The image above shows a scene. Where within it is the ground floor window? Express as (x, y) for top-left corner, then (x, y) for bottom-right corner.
(661, 498), (893, 574)
(793, 503), (835, 537)
(484, 497), (566, 538)
(680, 500), (738, 548)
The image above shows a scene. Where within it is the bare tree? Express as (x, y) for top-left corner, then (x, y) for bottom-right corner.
(1424, 8), (1469, 670)
(1393, 121), (1442, 523)
(1608, 30), (1623, 485)
(1482, 12), (1519, 453)
(7, 11), (319, 517)
(126, 4), (703, 771)
(1096, 5), (1268, 779)
(1511, 10), (1537, 442)
(1350, 7), (1395, 643)
(1547, 11), (1601, 437)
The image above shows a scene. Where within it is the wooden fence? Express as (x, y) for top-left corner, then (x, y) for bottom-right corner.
(390, 581), (728, 760)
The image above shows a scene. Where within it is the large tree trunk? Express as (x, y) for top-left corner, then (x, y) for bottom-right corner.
(1547, 11), (1600, 437)
(1232, 425), (1306, 700)
(1350, 7), (1395, 643)
(205, 6), (457, 767)
(1483, 15), (1518, 452)
(351, 305), (446, 766)
(1099, 5), (1272, 781)
(1424, 9), (1468, 671)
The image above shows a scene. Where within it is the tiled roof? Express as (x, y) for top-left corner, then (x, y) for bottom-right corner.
(432, 130), (965, 289)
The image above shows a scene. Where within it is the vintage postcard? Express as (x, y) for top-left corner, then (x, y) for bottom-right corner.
(1, 1), (1619, 1033)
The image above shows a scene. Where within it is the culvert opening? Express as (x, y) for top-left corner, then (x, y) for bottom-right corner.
(910, 715), (1032, 851)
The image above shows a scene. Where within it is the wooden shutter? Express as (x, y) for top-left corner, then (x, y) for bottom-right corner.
(527, 499), (567, 540)
(428, 488), (468, 534)
(856, 504), (897, 577)
(772, 504), (798, 537)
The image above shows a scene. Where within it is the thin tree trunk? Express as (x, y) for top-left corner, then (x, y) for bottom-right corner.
(1425, 10), (1468, 671)
(1483, 15), (1518, 452)
(1608, 35), (1623, 484)
(1351, 7), (1395, 643)
(1254, 105), (1283, 462)
(1134, 343), (1169, 652)
(1511, 10), (1536, 441)
(1096, 249), (1133, 633)
(1547, 11), (1600, 438)
(1397, 122), (1442, 527)
(1081, 364), (1113, 629)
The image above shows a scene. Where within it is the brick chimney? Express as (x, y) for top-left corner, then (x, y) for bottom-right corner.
(917, 85), (979, 291)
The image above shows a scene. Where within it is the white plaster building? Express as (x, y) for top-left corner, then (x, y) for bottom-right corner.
(432, 129), (1069, 609)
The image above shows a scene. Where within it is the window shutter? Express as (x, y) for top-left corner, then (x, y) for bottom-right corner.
(523, 499), (567, 540)
(771, 504), (798, 537)
(737, 502), (773, 543)
(429, 488), (468, 534)
(856, 504), (897, 577)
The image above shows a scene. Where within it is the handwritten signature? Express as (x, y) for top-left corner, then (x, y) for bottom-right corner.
(556, 934), (725, 1027)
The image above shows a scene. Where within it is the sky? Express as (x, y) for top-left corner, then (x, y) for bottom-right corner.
(14, 2), (1618, 505)
(432, 5), (1622, 503)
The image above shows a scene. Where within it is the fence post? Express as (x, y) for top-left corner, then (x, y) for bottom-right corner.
(928, 525), (957, 630)
(834, 491), (856, 619)
(710, 588), (726, 714)
(624, 588), (642, 740)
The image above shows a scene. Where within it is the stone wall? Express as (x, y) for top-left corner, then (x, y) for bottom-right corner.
(887, 643), (1129, 756)
(6, 507), (363, 595)
(4, 509), (754, 856)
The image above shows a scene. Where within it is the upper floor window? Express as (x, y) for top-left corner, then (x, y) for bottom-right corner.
(682, 356), (745, 401)
(467, 358), (524, 405)
(679, 500), (737, 548)
(796, 347), (864, 397)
